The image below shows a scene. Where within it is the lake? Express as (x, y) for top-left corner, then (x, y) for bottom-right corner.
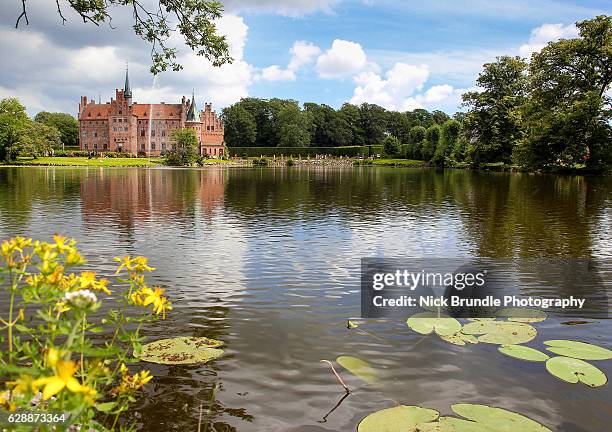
(0, 166), (610, 431)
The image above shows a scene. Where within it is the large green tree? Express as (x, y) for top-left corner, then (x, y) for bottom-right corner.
(167, 128), (199, 165)
(422, 125), (441, 161)
(304, 103), (351, 146)
(462, 56), (527, 164)
(14, 0), (231, 74)
(0, 98), (29, 161)
(359, 103), (387, 145)
(34, 111), (78, 148)
(18, 121), (61, 158)
(339, 103), (365, 146)
(221, 105), (256, 147)
(408, 125), (427, 159)
(517, 15), (612, 169)
(275, 103), (311, 147)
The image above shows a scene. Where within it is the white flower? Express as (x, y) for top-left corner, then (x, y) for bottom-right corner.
(64, 289), (98, 305)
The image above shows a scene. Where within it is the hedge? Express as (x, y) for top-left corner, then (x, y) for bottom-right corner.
(228, 146), (366, 157)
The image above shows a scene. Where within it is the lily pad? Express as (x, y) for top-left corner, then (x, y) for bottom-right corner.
(358, 405), (439, 432)
(495, 307), (547, 323)
(545, 356), (607, 387)
(336, 356), (379, 385)
(138, 336), (224, 365)
(543, 340), (612, 360)
(347, 320), (359, 329)
(438, 417), (492, 432)
(407, 312), (462, 336)
(466, 318), (496, 322)
(498, 345), (550, 362)
(461, 321), (537, 345)
(451, 404), (552, 432)
(440, 332), (479, 346)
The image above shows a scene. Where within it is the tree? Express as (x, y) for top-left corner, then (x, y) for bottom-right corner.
(517, 15), (612, 169)
(18, 122), (61, 158)
(383, 135), (401, 156)
(359, 103), (387, 145)
(386, 111), (411, 144)
(339, 103), (365, 146)
(0, 98), (29, 161)
(432, 119), (461, 166)
(221, 105), (256, 147)
(167, 128), (199, 165)
(276, 103), (311, 147)
(432, 110), (450, 125)
(14, 0), (231, 74)
(406, 109), (435, 129)
(462, 56), (527, 164)
(422, 125), (440, 161)
(34, 112), (78, 148)
(408, 126), (426, 159)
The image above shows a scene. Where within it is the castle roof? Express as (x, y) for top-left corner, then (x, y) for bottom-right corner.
(131, 104), (182, 118)
(186, 90), (200, 122)
(124, 68), (132, 99)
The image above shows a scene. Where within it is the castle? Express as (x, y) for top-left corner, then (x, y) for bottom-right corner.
(78, 70), (224, 157)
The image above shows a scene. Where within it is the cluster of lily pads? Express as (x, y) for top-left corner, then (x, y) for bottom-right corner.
(357, 403), (552, 432)
(338, 308), (611, 431)
(405, 307), (612, 388)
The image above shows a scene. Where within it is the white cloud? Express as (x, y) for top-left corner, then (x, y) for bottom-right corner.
(257, 41), (320, 82)
(316, 39), (369, 79)
(223, 0), (339, 17)
(518, 23), (579, 59)
(350, 63), (429, 110)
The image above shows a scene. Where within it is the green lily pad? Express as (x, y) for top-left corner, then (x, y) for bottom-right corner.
(138, 336), (224, 365)
(407, 312), (462, 336)
(358, 405), (439, 432)
(336, 356), (378, 385)
(440, 332), (479, 346)
(495, 308), (547, 323)
(543, 340), (612, 360)
(347, 320), (359, 329)
(451, 404), (552, 432)
(498, 345), (550, 362)
(462, 321), (537, 345)
(438, 417), (492, 432)
(545, 356), (607, 387)
(466, 318), (496, 322)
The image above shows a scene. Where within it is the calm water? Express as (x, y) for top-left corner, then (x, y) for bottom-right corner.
(0, 167), (611, 431)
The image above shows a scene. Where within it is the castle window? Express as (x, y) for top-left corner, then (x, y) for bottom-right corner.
(103, 144), (108, 150)
(88, 112), (91, 117)
(206, 126), (210, 131)
(161, 143), (166, 150)
(94, 132), (97, 137)
(94, 144), (98, 149)
(140, 129), (145, 137)
(161, 130), (166, 137)
(211, 126), (214, 131)
(152, 130), (155, 137)
(141, 144), (145, 150)
(152, 143), (156, 150)
(119, 110), (122, 115)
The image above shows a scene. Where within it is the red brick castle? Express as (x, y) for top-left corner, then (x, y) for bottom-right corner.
(78, 69), (224, 157)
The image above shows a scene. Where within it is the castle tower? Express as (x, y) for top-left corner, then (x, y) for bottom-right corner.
(185, 90), (203, 154)
(124, 65), (132, 106)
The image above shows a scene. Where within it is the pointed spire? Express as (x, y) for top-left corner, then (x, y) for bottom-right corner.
(186, 88), (200, 122)
(124, 63), (132, 100)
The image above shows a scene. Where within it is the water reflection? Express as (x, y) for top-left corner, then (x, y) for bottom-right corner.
(0, 167), (610, 431)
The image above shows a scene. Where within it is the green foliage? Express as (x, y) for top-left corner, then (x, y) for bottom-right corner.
(516, 15), (612, 169)
(382, 135), (401, 156)
(0, 98), (29, 161)
(0, 236), (171, 429)
(17, 121), (61, 158)
(276, 102), (311, 147)
(422, 125), (440, 161)
(15, 1), (231, 74)
(227, 146), (370, 158)
(408, 125), (427, 159)
(34, 111), (78, 147)
(166, 128), (199, 166)
(462, 56), (528, 164)
(221, 104), (257, 147)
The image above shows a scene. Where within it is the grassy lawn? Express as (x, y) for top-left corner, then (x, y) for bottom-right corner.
(12, 157), (162, 167)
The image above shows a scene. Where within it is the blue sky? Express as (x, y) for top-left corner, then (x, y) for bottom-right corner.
(0, 0), (609, 115)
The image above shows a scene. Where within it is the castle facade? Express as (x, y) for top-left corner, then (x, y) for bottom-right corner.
(78, 71), (224, 157)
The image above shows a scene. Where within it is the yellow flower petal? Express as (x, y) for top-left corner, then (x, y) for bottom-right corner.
(41, 378), (65, 400)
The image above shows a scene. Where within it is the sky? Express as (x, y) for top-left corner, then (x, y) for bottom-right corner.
(0, 0), (609, 116)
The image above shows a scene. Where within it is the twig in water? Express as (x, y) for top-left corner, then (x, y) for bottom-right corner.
(320, 360), (350, 394)
(197, 403), (203, 432)
(318, 391), (350, 423)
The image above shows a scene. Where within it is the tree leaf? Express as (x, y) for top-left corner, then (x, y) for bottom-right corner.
(357, 405), (439, 432)
(407, 312), (462, 336)
(462, 321), (537, 345)
(336, 355), (378, 385)
(545, 356), (607, 387)
(137, 336), (224, 365)
(498, 345), (549, 362)
(543, 340), (612, 360)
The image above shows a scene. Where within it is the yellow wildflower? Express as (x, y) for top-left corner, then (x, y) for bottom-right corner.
(65, 249), (85, 266)
(129, 286), (172, 319)
(52, 235), (72, 254)
(6, 374), (37, 396)
(112, 365), (153, 396)
(33, 359), (97, 402)
(77, 272), (111, 295)
(114, 255), (155, 273)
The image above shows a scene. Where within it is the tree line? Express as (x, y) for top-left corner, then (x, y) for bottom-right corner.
(223, 15), (610, 170)
(0, 98), (78, 161)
